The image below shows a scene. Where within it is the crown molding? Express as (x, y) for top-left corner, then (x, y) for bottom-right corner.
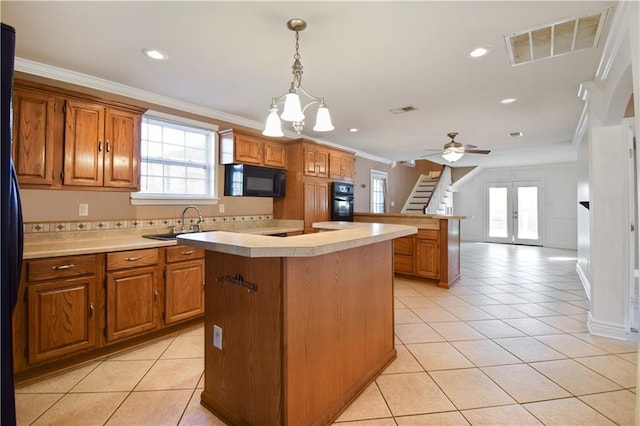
(14, 57), (267, 131)
(15, 57), (391, 164)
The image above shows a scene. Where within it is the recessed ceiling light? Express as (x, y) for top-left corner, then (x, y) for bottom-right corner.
(349, 128), (359, 133)
(500, 98), (517, 104)
(142, 48), (168, 60)
(469, 45), (491, 58)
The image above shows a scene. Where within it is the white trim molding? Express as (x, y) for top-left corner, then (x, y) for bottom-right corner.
(587, 312), (629, 341)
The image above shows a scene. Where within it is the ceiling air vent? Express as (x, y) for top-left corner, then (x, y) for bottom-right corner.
(389, 105), (417, 114)
(508, 131), (523, 138)
(505, 8), (609, 66)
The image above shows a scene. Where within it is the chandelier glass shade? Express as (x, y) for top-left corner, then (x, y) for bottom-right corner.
(263, 18), (334, 137)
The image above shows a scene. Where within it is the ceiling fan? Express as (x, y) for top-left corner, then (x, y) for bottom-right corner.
(422, 132), (490, 162)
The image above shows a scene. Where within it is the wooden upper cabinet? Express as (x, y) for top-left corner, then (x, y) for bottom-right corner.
(12, 79), (145, 191)
(104, 109), (140, 188)
(64, 101), (140, 189)
(12, 87), (63, 186)
(219, 129), (286, 169)
(263, 140), (287, 168)
(303, 144), (328, 178)
(64, 100), (105, 187)
(328, 151), (355, 181)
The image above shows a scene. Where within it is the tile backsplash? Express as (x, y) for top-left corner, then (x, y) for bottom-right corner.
(24, 215), (274, 234)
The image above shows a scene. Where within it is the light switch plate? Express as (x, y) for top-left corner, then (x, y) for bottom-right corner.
(213, 325), (222, 349)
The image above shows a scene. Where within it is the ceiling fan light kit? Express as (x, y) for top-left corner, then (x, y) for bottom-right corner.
(263, 18), (334, 137)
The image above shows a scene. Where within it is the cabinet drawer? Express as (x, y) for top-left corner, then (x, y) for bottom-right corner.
(394, 236), (414, 255)
(394, 254), (414, 274)
(417, 230), (439, 240)
(26, 255), (98, 282)
(107, 248), (159, 271)
(166, 245), (204, 263)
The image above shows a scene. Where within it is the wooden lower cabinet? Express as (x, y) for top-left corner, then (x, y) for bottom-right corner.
(27, 276), (97, 364)
(164, 246), (205, 324)
(14, 245), (207, 377)
(15, 254), (99, 368)
(415, 237), (439, 278)
(393, 235), (415, 274)
(106, 266), (159, 341)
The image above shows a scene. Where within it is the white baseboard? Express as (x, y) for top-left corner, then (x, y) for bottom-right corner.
(587, 312), (630, 340)
(576, 263), (591, 301)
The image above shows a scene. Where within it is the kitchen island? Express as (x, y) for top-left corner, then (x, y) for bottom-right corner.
(354, 213), (464, 288)
(178, 222), (416, 426)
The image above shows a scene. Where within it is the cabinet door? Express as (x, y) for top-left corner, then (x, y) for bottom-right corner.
(234, 134), (263, 165)
(106, 266), (158, 341)
(27, 277), (96, 363)
(64, 100), (105, 187)
(316, 149), (329, 178)
(12, 89), (57, 185)
(263, 141), (286, 169)
(104, 108), (140, 189)
(304, 181), (330, 233)
(303, 147), (318, 176)
(416, 238), (439, 278)
(342, 155), (354, 181)
(328, 152), (343, 180)
(165, 260), (204, 324)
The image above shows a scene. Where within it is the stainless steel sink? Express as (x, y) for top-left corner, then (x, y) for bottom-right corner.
(143, 231), (200, 241)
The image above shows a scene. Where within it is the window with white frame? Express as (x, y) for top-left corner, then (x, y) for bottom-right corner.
(131, 112), (218, 205)
(370, 170), (388, 213)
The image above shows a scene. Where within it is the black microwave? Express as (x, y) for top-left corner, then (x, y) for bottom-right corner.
(224, 164), (286, 198)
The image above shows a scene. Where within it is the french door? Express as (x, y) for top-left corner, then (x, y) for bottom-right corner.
(486, 181), (543, 246)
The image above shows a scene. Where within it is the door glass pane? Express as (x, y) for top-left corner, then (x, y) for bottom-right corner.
(489, 187), (508, 238)
(517, 186), (538, 239)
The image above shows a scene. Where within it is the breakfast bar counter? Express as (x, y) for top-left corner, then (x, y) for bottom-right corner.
(179, 222), (416, 425)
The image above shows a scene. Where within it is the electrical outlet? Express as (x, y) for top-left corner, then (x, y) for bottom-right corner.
(218, 204), (225, 213)
(213, 325), (222, 349)
(79, 203), (89, 216)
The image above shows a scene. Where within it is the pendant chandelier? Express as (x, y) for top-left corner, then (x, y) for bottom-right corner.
(263, 18), (334, 137)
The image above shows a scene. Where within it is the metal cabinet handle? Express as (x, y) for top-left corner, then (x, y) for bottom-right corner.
(89, 303), (94, 319)
(154, 289), (158, 303)
(51, 264), (75, 270)
(106, 140), (110, 153)
(181, 250), (195, 256)
(124, 256), (142, 262)
(98, 140), (103, 152)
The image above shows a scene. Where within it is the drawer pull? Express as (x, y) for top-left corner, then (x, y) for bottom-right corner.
(124, 256), (142, 262)
(89, 303), (94, 319)
(181, 250), (195, 256)
(51, 264), (75, 270)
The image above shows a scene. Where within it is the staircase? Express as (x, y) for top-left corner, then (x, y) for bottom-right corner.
(402, 171), (441, 214)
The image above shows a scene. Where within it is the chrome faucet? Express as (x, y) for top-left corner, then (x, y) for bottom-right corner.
(181, 205), (204, 232)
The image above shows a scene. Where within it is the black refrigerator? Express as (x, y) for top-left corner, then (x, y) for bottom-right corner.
(1, 22), (24, 426)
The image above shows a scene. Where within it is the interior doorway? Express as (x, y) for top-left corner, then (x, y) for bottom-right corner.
(486, 181), (543, 246)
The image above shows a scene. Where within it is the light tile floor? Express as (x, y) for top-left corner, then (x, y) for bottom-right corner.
(15, 242), (638, 425)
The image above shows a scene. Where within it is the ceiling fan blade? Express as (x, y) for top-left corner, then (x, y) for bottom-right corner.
(463, 144), (477, 149)
(420, 152), (442, 158)
(464, 149), (491, 154)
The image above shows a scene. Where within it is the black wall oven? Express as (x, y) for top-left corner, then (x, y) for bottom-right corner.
(331, 181), (354, 222)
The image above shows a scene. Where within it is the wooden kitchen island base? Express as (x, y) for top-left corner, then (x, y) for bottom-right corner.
(201, 240), (396, 425)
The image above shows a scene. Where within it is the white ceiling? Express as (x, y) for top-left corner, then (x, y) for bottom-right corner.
(1, 1), (616, 167)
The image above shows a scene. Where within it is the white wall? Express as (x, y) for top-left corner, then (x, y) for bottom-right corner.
(576, 132), (590, 296)
(454, 163), (577, 249)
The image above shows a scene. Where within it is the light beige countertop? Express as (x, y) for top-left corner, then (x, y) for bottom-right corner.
(178, 221), (417, 258)
(23, 220), (304, 259)
(354, 212), (466, 220)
